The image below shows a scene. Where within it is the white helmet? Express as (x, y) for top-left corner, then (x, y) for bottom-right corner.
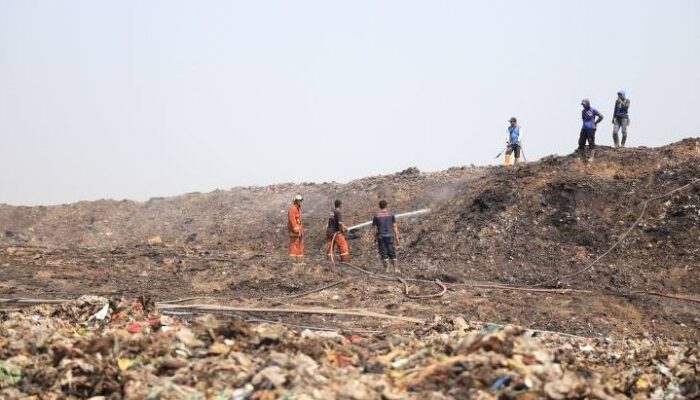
(294, 194), (303, 201)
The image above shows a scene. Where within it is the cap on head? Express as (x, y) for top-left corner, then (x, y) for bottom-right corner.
(509, 117), (517, 123)
(581, 98), (590, 106)
(617, 90), (625, 97)
(294, 194), (303, 202)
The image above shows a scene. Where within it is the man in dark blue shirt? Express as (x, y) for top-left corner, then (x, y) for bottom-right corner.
(372, 199), (400, 274)
(579, 99), (604, 162)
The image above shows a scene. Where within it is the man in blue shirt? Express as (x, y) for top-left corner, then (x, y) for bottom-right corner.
(372, 199), (401, 274)
(579, 99), (604, 161)
(612, 90), (631, 148)
(504, 117), (523, 166)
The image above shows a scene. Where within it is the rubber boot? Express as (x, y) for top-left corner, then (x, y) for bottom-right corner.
(621, 133), (627, 148)
(504, 153), (511, 166)
(382, 259), (390, 273)
(391, 259), (400, 274)
(513, 156), (521, 165)
(613, 133), (620, 148)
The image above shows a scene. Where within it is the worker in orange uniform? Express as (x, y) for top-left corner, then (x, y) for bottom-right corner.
(326, 199), (350, 262)
(287, 194), (304, 261)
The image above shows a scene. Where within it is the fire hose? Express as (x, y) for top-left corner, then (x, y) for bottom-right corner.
(346, 208), (431, 232)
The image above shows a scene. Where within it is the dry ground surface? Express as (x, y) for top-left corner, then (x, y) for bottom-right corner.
(1, 139), (700, 398)
(1, 244), (698, 341)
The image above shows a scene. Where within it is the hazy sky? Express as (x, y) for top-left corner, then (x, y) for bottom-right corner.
(1, 1), (699, 205)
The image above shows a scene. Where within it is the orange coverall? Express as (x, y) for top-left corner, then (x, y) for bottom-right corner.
(326, 208), (349, 262)
(326, 232), (350, 262)
(287, 203), (303, 258)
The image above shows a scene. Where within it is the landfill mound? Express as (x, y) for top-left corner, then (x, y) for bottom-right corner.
(1, 297), (697, 399)
(1, 139), (699, 295)
(406, 139), (700, 294)
(1, 140), (700, 398)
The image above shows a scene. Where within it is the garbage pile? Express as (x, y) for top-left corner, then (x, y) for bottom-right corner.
(1, 297), (698, 399)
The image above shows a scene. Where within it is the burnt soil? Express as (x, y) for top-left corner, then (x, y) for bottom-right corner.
(1, 139), (700, 341)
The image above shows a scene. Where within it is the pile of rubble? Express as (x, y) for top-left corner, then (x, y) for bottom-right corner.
(1, 297), (697, 399)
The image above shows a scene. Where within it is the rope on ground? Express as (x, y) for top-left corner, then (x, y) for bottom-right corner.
(534, 177), (700, 287)
(263, 279), (347, 300)
(156, 303), (424, 324)
(399, 278), (447, 299)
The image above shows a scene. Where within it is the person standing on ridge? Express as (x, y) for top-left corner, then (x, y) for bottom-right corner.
(326, 199), (350, 262)
(579, 99), (604, 162)
(287, 194), (304, 261)
(612, 90), (631, 148)
(504, 117), (523, 166)
(372, 199), (400, 274)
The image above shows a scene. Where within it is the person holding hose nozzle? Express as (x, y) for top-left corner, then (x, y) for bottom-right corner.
(579, 99), (604, 162)
(372, 199), (400, 274)
(504, 117), (523, 166)
(326, 199), (350, 262)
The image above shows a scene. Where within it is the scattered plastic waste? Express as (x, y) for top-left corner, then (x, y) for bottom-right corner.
(0, 297), (698, 399)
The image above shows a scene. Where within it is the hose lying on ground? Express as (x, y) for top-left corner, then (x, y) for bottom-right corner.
(340, 262), (448, 299)
(399, 278), (447, 299)
(160, 296), (212, 304)
(631, 291), (700, 304)
(339, 262), (586, 295)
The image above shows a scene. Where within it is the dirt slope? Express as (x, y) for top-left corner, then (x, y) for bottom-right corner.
(407, 139), (700, 293)
(2, 139), (699, 292)
(0, 165), (486, 251)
